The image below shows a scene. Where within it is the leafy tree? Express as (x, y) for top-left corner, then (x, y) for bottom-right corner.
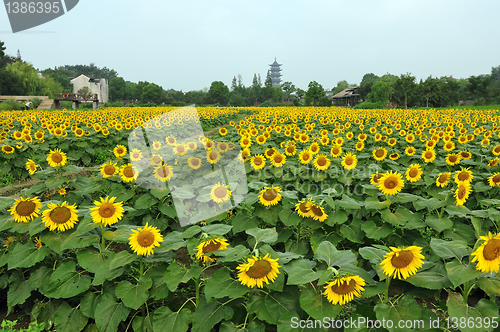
(231, 76), (237, 91)
(109, 77), (127, 101)
(367, 79), (392, 107)
(296, 88), (305, 100)
(358, 73), (379, 100)
(467, 74), (491, 105)
(0, 68), (23, 95)
(394, 73), (416, 109)
(238, 74), (243, 87)
(332, 80), (351, 94)
(281, 82), (296, 102)
(420, 76), (440, 107)
(5, 61), (45, 95)
(185, 90), (209, 105)
(77, 86), (91, 95)
(252, 74), (259, 87)
(41, 67), (73, 92)
(141, 83), (164, 104)
(133, 81), (150, 100)
(304, 81), (325, 106)
(271, 87), (284, 104)
(264, 71), (272, 87)
(208, 81), (229, 104)
(437, 76), (460, 107)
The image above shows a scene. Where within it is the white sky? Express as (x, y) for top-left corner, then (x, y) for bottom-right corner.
(1, 0), (499, 91)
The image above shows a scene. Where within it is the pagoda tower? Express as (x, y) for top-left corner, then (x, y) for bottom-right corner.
(269, 57), (282, 87)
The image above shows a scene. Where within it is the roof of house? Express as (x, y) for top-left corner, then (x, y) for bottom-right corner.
(332, 86), (359, 99)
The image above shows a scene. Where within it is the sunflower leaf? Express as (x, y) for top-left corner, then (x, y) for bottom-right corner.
(204, 267), (249, 301)
(94, 293), (130, 332)
(299, 286), (342, 321)
(191, 296), (234, 332)
(53, 301), (88, 332)
(152, 307), (192, 332)
(246, 227), (278, 245)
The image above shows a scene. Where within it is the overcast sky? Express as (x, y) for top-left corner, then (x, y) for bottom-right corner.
(1, 0), (499, 92)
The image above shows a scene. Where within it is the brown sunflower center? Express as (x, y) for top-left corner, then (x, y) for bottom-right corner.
(457, 187), (467, 199)
(123, 167), (134, 178)
(132, 152), (140, 158)
(449, 155), (458, 163)
(116, 148), (124, 154)
(219, 143), (228, 151)
(302, 153), (311, 161)
(202, 241), (221, 254)
(177, 146), (185, 153)
(384, 176), (398, 189)
(4, 146), (13, 152)
(409, 168), (419, 178)
(458, 172), (469, 181)
(51, 152), (63, 163)
(104, 165), (116, 175)
(439, 174), (448, 183)
(29, 163), (36, 171)
(425, 152), (433, 159)
(375, 149), (384, 157)
(495, 146), (500, 153)
(152, 156), (162, 164)
(483, 239), (500, 261)
(49, 207), (71, 224)
(299, 202), (311, 213)
(493, 175), (500, 183)
(262, 189), (278, 201)
(391, 250), (413, 269)
(460, 152), (470, 158)
(372, 174), (383, 183)
(317, 157), (327, 166)
(273, 155), (283, 163)
(311, 205), (323, 217)
(332, 148), (340, 155)
(99, 203), (116, 218)
(345, 157), (353, 165)
(209, 151), (219, 160)
(168, 138), (175, 144)
(76, 129), (83, 135)
(214, 187), (228, 198)
(16, 201), (36, 216)
(253, 158), (263, 166)
(190, 159), (200, 166)
(137, 231), (155, 247)
(490, 160), (498, 166)
(157, 166), (170, 178)
(330, 279), (356, 295)
(246, 260), (272, 279)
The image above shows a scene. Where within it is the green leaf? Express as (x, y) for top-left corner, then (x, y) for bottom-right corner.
(7, 279), (32, 306)
(158, 203), (177, 218)
(246, 227), (278, 244)
(54, 301), (88, 332)
(364, 197), (391, 210)
(94, 293), (130, 332)
(7, 242), (50, 269)
(104, 225), (139, 243)
(374, 295), (422, 332)
(45, 176), (68, 190)
(217, 245), (250, 263)
(300, 287), (342, 321)
(153, 307), (192, 332)
(181, 225), (202, 238)
(283, 259), (322, 285)
(231, 212), (260, 234)
(405, 271), (452, 290)
(476, 275), (500, 297)
(278, 209), (303, 226)
(314, 241), (337, 267)
(248, 286), (300, 325)
(337, 194), (363, 209)
(380, 207), (414, 226)
(359, 247), (388, 263)
(430, 238), (470, 260)
(63, 165), (84, 173)
(150, 188), (170, 200)
(163, 263), (202, 292)
(134, 193), (158, 210)
(446, 292), (489, 332)
(0, 197), (15, 211)
(339, 219), (364, 243)
(425, 215), (453, 232)
(204, 267), (249, 301)
(201, 224), (233, 236)
(45, 261), (91, 299)
(115, 277), (153, 310)
(132, 313), (154, 332)
(191, 296), (234, 332)
(361, 220), (393, 240)
(109, 250), (137, 270)
(445, 259), (482, 288)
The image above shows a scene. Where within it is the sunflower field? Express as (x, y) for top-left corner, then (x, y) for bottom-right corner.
(1, 106), (500, 332)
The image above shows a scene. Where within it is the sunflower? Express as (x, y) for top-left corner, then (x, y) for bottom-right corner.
(421, 149), (436, 163)
(90, 196), (124, 226)
(405, 164), (423, 183)
(166, 136), (177, 145)
(25, 159), (38, 175)
(217, 142), (230, 153)
(471, 232), (500, 274)
(310, 204), (328, 222)
(256, 134), (266, 145)
(187, 157), (202, 170)
(120, 163), (139, 183)
(46, 149), (67, 167)
(271, 153), (286, 167)
(58, 188), (67, 196)
(285, 144), (297, 156)
(454, 167), (473, 184)
(250, 154), (266, 170)
(323, 275), (366, 306)
(445, 153), (461, 166)
(152, 141), (162, 150)
(42, 201), (79, 232)
(210, 182), (232, 204)
(295, 198), (314, 218)
(355, 141), (364, 151)
(258, 186), (282, 206)
(298, 150), (313, 164)
(330, 145), (342, 158)
(372, 147), (387, 161)
(150, 154), (163, 166)
(389, 153), (399, 161)
(313, 154), (330, 171)
(436, 172), (451, 187)
(341, 153), (357, 171)
(240, 136), (252, 148)
(370, 173), (384, 185)
(195, 237), (229, 263)
(129, 148), (143, 162)
(154, 164), (174, 182)
(488, 173), (500, 187)
(454, 181), (472, 206)
(129, 223), (163, 257)
(100, 161), (119, 178)
(8, 196), (42, 223)
(380, 246), (425, 280)
(492, 145), (500, 156)
(3, 236), (14, 249)
(1, 144), (14, 154)
(377, 171), (404, 196)
(459, 151), (472, 160)
(219, 127), (228, 136)
(488, 158), (499, 167)
(206, 149), (221, 164)
(309, 142), (320, 154)
(237, 254), (281, 288)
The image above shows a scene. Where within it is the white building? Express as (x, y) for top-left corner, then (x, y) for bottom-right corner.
(70, 74), (109, 104)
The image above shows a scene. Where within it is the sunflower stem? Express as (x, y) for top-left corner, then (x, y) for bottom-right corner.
(384, 277), (391, 304)
(100, 224), (106, 254)
(140, 257), (144, 276)
(195, 277), (201, 308)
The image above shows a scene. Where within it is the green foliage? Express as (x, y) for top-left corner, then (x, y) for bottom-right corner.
(0, 320), (45, 332)
(0, 98), (24, 111)
(304, 81), (325, 106)
(208, 81), (230, 104)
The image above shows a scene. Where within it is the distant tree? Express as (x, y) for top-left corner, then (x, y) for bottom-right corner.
(258, 74), (262, 86)
(133, 81), (149, 100)
(231, 76), (237, 91)
(208, 81), (229, 104)
(420, 76), (440, 107)
(271, 87), (284, 104)
(5, 61), (44, 95)
(332, 80), (350, 94)
(141, 83), (164, 104)
(437, 76), (460, 107)
(281, 81), (296, 101)
(468, 74), (491, 105)
(261, 71), (274, 101)
(367, 79), (392, 107)
(109, 77), (127, 101)
(41, 67), (73, 92)
(238, 74), (243, 87)
(296, 88), (305, 100)
(78, 86), (91, 95)
(394, 73), (416, 109)
(0, 68), (23, 95)
(358, 73), (379, 100)
(252, 74), (259, 87)
(265, 71), (272, 87)
(304, 81), (325, 106)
